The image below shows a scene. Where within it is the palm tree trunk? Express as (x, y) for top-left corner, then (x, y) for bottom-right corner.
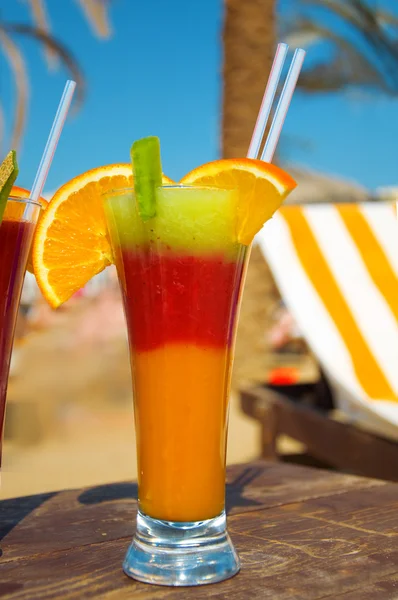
(222, 0), (276, 158)
(222, 0), (281, 388)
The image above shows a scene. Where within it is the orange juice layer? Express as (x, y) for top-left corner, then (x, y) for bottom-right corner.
(133, 344), (233, 522)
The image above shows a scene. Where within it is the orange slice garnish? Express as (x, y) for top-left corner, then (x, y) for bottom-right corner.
(180, 159), (297, 245)
(32, 164), (174, 308)
(8, 185), (47, 221)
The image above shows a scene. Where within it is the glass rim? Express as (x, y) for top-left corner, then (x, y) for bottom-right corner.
(8, 195), (42, 208)
(102, 184), (234, 197)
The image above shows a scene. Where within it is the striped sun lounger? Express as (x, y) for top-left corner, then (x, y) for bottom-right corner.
(257, 202), (398, 440)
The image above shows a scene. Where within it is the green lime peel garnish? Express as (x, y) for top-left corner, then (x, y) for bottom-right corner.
(131, 136), (162, 221)
(0, 150), (19, 225)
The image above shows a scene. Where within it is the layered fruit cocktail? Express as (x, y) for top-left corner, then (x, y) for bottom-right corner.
(105, 184), (246, 522)
(32, 136), (297, 585)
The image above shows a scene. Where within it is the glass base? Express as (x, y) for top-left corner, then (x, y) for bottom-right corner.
(123, 510), (240, 586)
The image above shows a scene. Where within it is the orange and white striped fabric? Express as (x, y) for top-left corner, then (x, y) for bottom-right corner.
(258, 202), (398, 440)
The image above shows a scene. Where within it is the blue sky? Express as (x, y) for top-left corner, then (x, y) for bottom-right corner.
(1, 0), (398, 194)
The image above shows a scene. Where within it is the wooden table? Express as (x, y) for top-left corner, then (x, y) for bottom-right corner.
(1, 462), (398, 599)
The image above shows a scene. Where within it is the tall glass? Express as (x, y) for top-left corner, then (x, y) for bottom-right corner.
(104, 185), (249, 586)
(0, 197), (41, 465)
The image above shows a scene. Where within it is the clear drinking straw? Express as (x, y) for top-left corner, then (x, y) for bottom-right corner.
(28, 80), (76, 209)
(247, 43), (289, 160)
(261, 48), (306, 163)
(247, 47), (305, 162)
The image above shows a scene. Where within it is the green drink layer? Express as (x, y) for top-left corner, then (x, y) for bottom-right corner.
(104, 186), (239, 256)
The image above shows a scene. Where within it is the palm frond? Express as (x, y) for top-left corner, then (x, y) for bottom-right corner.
(301, 0), (365, 27)
(299, 0), (398, 52)
(1, 24), (85, 110)
(75, 0), (112, 38)
(26, 0), (58, 69)
(375, 10), (398, 28)
(0, 30), (29, 150)
(282, 0), (398, 95)
(350, 0), (398, 67)
(291, 18), (390, 91)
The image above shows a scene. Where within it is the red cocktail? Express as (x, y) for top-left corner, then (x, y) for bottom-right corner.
(0, 197), (41, 463)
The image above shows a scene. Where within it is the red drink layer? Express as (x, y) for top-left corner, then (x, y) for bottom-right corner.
(121, 248), (245, 352)
(0, 219), (35, 461)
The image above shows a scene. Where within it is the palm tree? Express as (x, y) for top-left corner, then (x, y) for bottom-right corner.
(222, 0), (281, 386)
(0, 0), (113, 152)
(222, 0), (276, 159)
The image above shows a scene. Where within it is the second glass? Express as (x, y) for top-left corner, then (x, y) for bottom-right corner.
(0, 196), (41, 465)
(104, 185), (248, 586)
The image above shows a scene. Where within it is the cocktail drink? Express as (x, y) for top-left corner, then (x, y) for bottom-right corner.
(0, 197), (41, 462)
(32, 143), (298, 588)
(104, 183), (246, 584)
(29, 131), (297, 587)
(30, 141), (297, 586)
(105, 185), (247, 515)
(0, 81), (75, 465)
(31, 149), (296, 586)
